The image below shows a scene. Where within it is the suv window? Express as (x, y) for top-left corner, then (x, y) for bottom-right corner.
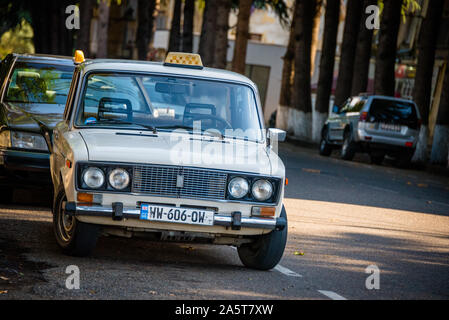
(368, 98), (419, 129)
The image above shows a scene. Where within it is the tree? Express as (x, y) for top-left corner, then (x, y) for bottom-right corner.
(314, 0), (340, 141)
(78, 0), (94, 57)
(333, 0), (363, 108)
(182, 0), (195, 52)
(231, 0), (252, 74)
(351, 0), (376, 96)
(412, 0), (444, 163)
(137, 0), (157, 60)
(96, 0), (110, 58)
(292, 0), (317, 140)
(199, 0), (218, 66)
(168, 0), (182, 52)
(310, 0), (323, 77)
(213, 0), (231, 69)
(374, 0), (403, 96)
(430, 60), (449, 166)
(278, 2), (296, 110)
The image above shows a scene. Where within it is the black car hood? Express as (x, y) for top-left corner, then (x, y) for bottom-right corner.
(1, 102), (65, 132)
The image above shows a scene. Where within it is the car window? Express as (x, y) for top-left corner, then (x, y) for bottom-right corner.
(348, 98), (366, 113)
(5, 62), (74, 105)
(76, 73), (263, 142)
(369, 98), (418, 127)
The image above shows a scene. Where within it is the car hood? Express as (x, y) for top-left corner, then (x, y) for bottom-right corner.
(79, 129), (273, 175)
(2, 102), (65, 132)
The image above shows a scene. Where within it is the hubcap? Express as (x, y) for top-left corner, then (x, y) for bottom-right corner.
(57, 196), (75, 242)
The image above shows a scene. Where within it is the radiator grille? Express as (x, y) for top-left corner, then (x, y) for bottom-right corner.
(132, 165), (228, 200)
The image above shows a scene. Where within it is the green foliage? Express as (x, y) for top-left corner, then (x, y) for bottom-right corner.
(378, 0), (421, 23)
(0, 19), (34, 59)
(230, 0), (290, 27)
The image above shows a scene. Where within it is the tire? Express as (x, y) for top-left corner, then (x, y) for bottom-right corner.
(237, 206), (288, 270)
(0, 186), (14, 204)
(370, 153), (384, 165)
(53, 184), (100, 257)
(319, 127), (332, 157)
(341, 129), (356, 161)
(395, 149), (414, 168)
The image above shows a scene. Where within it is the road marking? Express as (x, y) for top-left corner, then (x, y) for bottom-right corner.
(273, 265), (303, 277)
(318, 290), (347, 300)
(231, 247), (302, 278)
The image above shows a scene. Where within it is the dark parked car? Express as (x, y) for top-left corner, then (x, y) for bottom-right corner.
(0, 53), (74, 200)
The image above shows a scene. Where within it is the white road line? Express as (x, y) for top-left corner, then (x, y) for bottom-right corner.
(318, 290), (347, 300)
(231, 247), (302, 278)
(273, 265), (303, 277)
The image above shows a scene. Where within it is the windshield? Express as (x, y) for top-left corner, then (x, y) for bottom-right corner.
(5, 62), (74, 105)
(76, 73), (263, 141)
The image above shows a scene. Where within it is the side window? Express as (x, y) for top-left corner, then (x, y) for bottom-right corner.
(64, 69), (80, 121)
(348, 99), (366, 113)
(339, 99), (352, 114)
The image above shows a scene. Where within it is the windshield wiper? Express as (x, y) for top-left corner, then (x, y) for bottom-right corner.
(94, 119), (157, 134)
(157, 125), (224, 139)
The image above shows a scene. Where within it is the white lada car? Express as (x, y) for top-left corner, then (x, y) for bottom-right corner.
(50, 51), (288, 270)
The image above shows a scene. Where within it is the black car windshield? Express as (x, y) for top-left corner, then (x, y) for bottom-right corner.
(5, 62), (74, 105)
(76, 73), (263, 141)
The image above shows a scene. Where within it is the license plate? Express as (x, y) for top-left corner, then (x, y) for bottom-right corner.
(380, 123), (401, 132)
(140, 204), (214, 226)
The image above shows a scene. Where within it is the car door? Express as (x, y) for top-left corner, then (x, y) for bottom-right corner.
(328, 99), (351, 141)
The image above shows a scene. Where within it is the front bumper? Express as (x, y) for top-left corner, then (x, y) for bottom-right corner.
(63, 202), (287, 231)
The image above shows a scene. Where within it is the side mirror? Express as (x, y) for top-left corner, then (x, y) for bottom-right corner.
(332, 105), (339, 114)
(267, 128), (286, 143)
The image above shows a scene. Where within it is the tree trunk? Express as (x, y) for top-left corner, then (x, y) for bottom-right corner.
(137, 0), (157, 60)
(168, 0), (182, 52)
(96, 0), (110, 58)
(430, 60), (449, 166)
(78, 0), (94, 57)
(314, 0), (340, 141)
(374, 0), (402, 96)
(232, 0), (252, 74)
(30, 1), (52, 54)
(412, 0), (444, 163)
(310, 0), (323, 77)
(199, 0), (218, 66)
(213, 0), (231, 69)
(292, 0), (317, 140)
(182, 0), (195, 52)
(334, 0), (363, 108)
(351, 0), (376, 96)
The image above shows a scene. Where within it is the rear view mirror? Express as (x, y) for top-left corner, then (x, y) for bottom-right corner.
(268, 128), (286, 143)
(155, 82), (188, 94)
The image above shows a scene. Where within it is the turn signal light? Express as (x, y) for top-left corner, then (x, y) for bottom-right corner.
(360, 112), (368, 122)
(77, 192), (93, 203)
(252, 206), (276, 217)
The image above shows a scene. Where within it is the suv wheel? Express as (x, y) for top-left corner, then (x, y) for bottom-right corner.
(53, 185), (100, 257)
(237, 206), (287, 270)
(370, 153), (384, 165)
(341, 130), (356, 161)
(319, 127), (332, 156)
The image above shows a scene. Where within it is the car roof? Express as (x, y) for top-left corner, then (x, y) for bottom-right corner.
(80, 59), (257, 88)
(357, 94), (416, 104)
(12, 53), (74, 65)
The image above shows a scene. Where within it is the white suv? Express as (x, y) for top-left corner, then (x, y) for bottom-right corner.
(319, 95), (421, 166)
(50, 52), (288, 270)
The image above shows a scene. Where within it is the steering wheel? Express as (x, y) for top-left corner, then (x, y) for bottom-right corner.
(188, 113), (232, 130)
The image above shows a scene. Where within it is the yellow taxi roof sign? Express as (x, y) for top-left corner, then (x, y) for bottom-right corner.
(74, 50), (85, 64)
(164, 52), (203, 69)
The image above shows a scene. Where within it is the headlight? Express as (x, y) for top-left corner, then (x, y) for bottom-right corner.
(108, 168), (130, 190)
(228, 177), (249, 199)
(82, 167), (105, 189)
(251, 179), (273, 201)
(10, 131), (48, 151)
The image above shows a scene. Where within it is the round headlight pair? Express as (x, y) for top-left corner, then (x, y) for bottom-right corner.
(228, 177), (273, 201)
(82, 167), (130, 190)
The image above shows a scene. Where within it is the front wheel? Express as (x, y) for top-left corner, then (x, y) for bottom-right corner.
(319, 127), (332, 157)
(341, 130), (356, 161)
(53, 185), (100, 257)
(237, 206), (287, 270)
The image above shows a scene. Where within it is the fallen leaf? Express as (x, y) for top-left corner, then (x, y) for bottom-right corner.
(294, 251), (304, 256)
(302, 168), (321, 174)
(0, 276), (9, 281)
(417, 183), (428, 188)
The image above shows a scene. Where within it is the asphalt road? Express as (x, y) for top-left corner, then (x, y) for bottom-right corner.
(1, 143), (449, 300)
